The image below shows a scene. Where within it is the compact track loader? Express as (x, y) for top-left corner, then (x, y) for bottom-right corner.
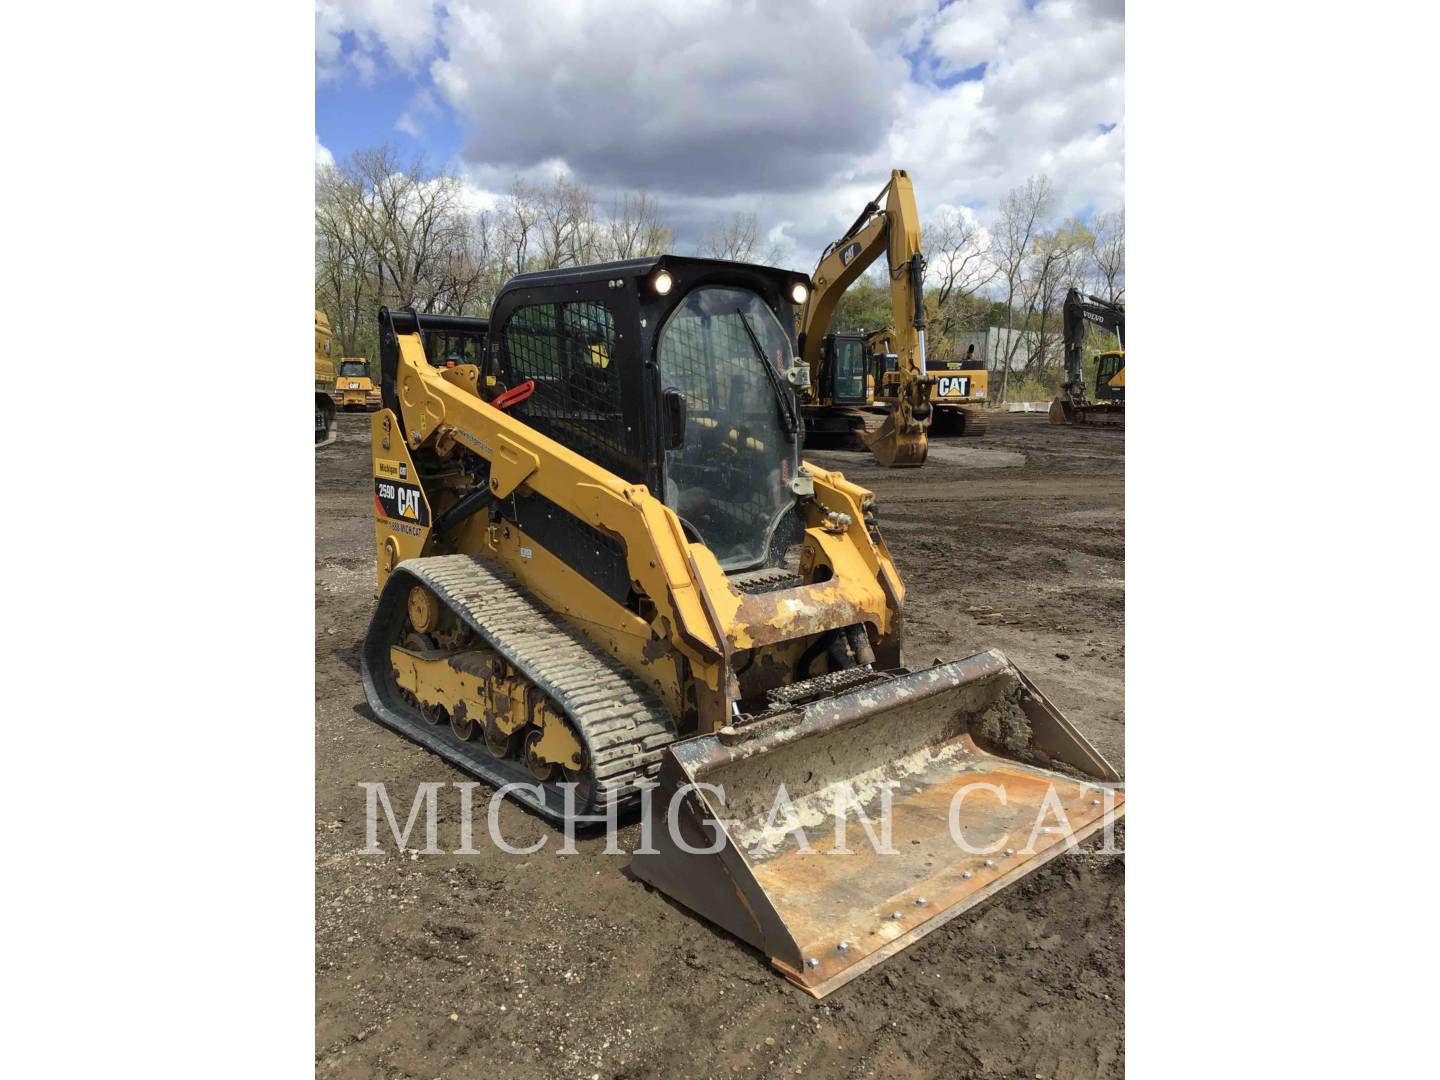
(361, 256), (1123, 996)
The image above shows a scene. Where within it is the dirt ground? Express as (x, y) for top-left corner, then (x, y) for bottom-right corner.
(316, 410), (1125, 1079)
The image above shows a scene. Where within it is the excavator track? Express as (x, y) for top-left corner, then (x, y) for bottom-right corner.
(929, 405), (988, 438)
(361, 554), (678, 822)
(957, 406), (988, 437)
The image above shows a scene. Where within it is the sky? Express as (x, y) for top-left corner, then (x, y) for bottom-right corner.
(315, 0), (1124, 270)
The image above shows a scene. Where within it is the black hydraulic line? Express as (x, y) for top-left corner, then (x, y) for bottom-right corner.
(431, 483), (493, 536)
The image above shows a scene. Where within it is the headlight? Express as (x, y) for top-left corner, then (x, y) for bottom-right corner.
(652, 270), (673, 296)
(791, 282), (809, 305)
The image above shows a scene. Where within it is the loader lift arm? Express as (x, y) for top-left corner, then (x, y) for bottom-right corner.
(798, 169), (932, 466)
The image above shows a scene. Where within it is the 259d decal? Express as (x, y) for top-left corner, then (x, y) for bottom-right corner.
(375, 478), (429, 526)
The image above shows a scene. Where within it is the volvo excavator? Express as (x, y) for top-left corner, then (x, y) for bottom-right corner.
(797, 170), (990, 462)
(361, 254), (1123, 997)
(1049, 288), (1125, 425)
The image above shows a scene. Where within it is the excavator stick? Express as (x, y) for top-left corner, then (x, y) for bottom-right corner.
(631, 649), (1123, 998)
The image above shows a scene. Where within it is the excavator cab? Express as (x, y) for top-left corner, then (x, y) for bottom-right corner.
(1095, 350), (1125, 404)
(818, 333), (870, 406)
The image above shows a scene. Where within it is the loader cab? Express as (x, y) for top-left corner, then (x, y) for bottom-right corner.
(485, 256), (813, 572)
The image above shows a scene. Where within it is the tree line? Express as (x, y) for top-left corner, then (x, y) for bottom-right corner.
(316, 147), (1123, 400)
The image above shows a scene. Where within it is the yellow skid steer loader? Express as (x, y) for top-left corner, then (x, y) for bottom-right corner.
(361, 256), (1122, 996)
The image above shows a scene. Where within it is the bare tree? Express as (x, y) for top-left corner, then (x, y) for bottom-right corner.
(536, 175), (597, 269)
(925, 206), (995, 350)
(500, 178), (542, 278)
(1090, 209), (1125, 303)
(315, 145), (506, 371)
(603, 192), (671, 260)
(700, 211), (760, 261)
(1021, 219), (1091, 375)
(989, 175), (1054, 401)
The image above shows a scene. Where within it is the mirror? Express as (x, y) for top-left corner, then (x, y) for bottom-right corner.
(663, 387), (687, 450)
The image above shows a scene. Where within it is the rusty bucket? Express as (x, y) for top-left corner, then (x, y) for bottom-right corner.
(864, 407), (929, 467)
(630, 649), (1123, 997)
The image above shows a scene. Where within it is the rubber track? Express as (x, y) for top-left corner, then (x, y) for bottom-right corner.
(361, 554), (678, 822)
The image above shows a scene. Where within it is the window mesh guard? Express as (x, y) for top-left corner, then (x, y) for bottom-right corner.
(501, 301), (627, 478)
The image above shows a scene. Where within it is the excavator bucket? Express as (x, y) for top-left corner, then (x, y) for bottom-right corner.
(630, 650), (1123, 997)
(864, 408), (929, 467)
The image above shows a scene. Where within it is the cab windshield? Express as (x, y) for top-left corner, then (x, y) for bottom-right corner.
(833, 337), (866, 401)
(339, 361), (369, 379)
(657, 286), (797, 570)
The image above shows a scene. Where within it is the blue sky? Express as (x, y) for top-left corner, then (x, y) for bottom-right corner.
(316, 0), (1124, 262)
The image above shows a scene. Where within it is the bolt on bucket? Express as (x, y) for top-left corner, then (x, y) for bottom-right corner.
(630, 649), (1123, 997)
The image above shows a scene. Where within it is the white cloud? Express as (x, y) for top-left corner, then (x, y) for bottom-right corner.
(928, 0), (1022, 75)
(395, 89), (438, 138)
(318, 0), (1123, 271)
(315, 136), (335, 172)
(316, 0), (442, 83)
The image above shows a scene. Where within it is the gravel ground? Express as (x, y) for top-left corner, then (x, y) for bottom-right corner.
(316, 410), (1125, 1079)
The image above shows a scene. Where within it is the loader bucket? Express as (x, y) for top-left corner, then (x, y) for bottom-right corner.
(864, 409), (928, 467)
(630, 649), (1123, 997)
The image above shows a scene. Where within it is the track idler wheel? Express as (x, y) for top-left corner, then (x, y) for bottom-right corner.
(449, 704), (478, 742)
(523, 729), (554, 782)
(484, 717), (517, 758)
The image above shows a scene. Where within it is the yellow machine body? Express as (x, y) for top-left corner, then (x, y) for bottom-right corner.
(360, 258), (1122, 997)
(315, 311), (338, 445)
(334, 358), (380, 411)
(797, 170), (934, 466)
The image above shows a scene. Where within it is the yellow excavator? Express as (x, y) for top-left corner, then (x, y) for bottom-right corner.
(798, 170), (991, 462)
(361, 255), (1123, 997)
(797, 170), (933, 466)
(865, 329), (990, 437)
(315, 311), (338, 446)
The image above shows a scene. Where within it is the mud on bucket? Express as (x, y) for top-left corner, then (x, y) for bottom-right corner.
(629, 648), (1124, 997)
